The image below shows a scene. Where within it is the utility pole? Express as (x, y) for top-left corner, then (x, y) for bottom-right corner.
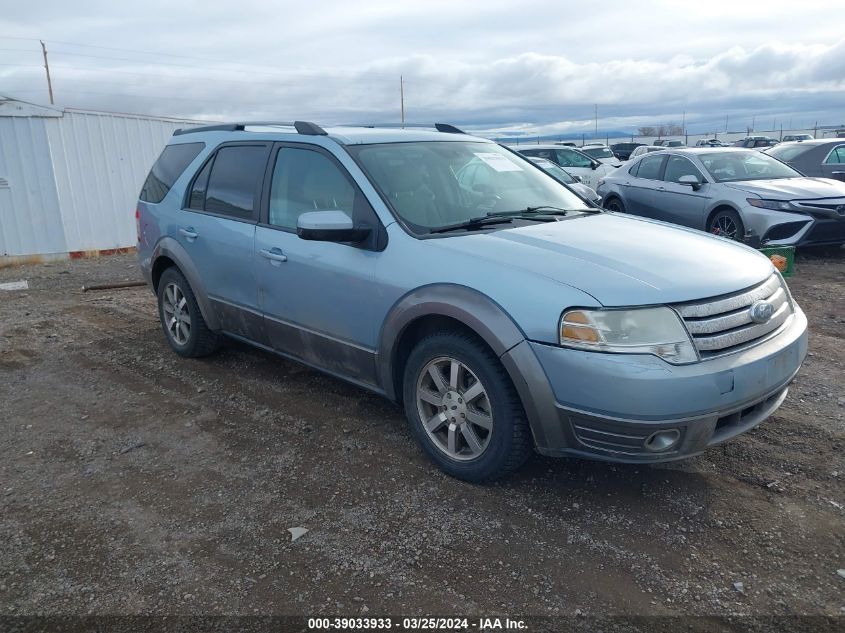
(594, 104), (598, 140)
(725, 115), (729, 134)
(40, 40), (54, 105)
(681, 111), (686, 135)
(400, 75), (404, 129)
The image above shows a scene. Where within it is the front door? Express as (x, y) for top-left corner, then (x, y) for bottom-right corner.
(656, 155), (711, 229)
(625, 153), (667, 218)
(255, 144), (381, 387)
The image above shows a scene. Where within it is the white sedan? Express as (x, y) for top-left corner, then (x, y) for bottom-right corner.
(512, 144), (619, 188)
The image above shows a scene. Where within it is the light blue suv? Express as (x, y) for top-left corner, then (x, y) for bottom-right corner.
(137, 121), (808, 481)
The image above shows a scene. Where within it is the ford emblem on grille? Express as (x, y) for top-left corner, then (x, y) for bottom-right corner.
(749, 300), (775, 323)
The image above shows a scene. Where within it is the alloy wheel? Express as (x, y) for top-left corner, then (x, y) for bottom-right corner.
(162, 282), (192, 345)
(712, 215), (739, 240)
(416, 356), (493, 461)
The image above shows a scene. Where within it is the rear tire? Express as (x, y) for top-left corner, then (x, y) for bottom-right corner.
(604, 196), (626, 213)
(708, 208), (745, 241)
(157, 267), (220, 358)
(402, 331), (533, 482)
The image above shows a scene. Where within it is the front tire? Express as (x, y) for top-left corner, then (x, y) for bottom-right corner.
(604, 196), (626, 213)
(157, 267), (220, 358)
(708, 209), (745, 241)
(402, 331), (532, 482)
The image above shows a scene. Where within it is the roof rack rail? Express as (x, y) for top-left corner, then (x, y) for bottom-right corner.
(173, 120), (327, 136)
(434, 123), (465, 134)
(343, 122), (466, 134)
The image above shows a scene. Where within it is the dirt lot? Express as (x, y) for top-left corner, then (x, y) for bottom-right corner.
(1, 249), (843, 624)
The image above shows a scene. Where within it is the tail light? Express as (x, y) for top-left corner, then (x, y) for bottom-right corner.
(135, 207), (141, 242)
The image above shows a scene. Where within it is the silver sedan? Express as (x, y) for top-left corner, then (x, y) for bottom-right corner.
(596, 148), (845, 246)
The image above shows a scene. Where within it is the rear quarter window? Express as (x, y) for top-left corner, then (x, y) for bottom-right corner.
(140, 142), (204, 203)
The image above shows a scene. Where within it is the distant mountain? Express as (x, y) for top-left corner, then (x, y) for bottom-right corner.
(492, 130), (636, 144)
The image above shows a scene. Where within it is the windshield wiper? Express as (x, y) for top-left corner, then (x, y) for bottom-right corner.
(490, 205), (599, 217)
(428, 215), (515, 234)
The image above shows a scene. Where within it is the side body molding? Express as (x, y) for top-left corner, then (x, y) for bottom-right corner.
(149, 237), (221, 331)
(376, 284), (527, 402)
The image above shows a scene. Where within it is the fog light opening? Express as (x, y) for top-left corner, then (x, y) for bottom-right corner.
(644, 429), (681, 452)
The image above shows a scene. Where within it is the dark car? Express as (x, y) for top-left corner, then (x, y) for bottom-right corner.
(734, 136), (779, 149)
(765, 140), (845, 182)
(610, 142), (645, 160)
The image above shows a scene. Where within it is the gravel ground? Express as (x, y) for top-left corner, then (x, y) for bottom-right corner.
(0, 249), (843, 623)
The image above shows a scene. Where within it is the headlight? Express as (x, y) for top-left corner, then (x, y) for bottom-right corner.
(747, 198), (794, 211)
(559, 307), (699, 364)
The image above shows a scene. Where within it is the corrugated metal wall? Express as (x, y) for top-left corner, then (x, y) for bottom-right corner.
(0, 116), (66, 257)
(0, 102), (197, 258)
(46, 111), (190, 252)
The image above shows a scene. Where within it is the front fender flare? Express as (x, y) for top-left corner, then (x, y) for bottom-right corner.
(377, 284), (526, 401)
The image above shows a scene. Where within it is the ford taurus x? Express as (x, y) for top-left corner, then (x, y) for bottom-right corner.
(137, 122), (808, 481)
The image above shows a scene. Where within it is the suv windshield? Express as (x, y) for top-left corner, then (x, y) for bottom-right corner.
(582, 147), (614, 159)
(698, 151), (802, 182)
(348, 141), (590, 234)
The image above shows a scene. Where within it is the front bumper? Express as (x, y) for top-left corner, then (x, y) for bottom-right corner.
(501, 306), (808, 463)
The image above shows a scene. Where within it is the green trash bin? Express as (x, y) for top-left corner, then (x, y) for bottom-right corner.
(759, 246), (795, 277)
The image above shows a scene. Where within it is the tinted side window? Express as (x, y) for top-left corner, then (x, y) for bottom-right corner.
(628, 161), (641, 177)
(554, 149), (593, 168)
(140, 142), (204, 203)
(188, 158), (213, 210)
(269, 147), (359, 230)
(664, 156), (705, 182)
(204, 146), (267, 218)
(636, 155), (666, 180)
(825, 146), (845, 164)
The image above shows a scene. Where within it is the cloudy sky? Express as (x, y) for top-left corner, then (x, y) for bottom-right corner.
(1, 0), (844, 138)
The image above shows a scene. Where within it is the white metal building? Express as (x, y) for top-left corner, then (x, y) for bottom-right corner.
(0, 97), (200, 264)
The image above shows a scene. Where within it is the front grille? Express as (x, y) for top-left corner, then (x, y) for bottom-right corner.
(805, 219), (845, 244)
(673, 274), (793, 357)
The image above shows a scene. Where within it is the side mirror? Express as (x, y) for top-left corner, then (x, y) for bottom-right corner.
(591, 161), (599, 170)
(678, 174), (703, 191)
(296, 210), (371, 243)
(572, 175), (583, 183)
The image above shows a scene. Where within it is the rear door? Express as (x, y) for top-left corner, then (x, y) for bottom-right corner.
(177, 142), (271, 343)
(657, 155), (711, 228)
(624, 153), (667, 217)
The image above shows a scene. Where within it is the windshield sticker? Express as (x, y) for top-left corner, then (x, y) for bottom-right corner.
(474, 152), (523, 172)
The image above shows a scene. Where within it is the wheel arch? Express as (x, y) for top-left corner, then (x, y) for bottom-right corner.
(378, 284), (527, 405)
(705, 204), (742, 233)
(149, 237), (220, 330)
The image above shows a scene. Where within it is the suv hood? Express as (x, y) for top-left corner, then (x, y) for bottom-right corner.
(724, 177), (845, 200)
(434, 213), (773, 306)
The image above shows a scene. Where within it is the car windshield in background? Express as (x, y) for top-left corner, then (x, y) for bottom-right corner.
(349, 141), (590, 234)
(698, 151), (802, 183)
(532, 159), (576, 183)
(582, 147), (614, 159)
(765, 143), (815, 162)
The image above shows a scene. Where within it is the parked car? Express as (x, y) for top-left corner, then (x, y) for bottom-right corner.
(695, 139), (727, 147)
(781, 134), (813, 142)
(764, 140), (845, 182)
(629, 145), (666, 159)
(579, 144), (623, 167)
(609, 142), (645, 160)
(512, 144), (618, 188)
(138, 123), (808, 482)
(596, 147), (845, 246)
(654, 139), (685, 147)
(734, 136), (779, 149)
(526, 156), (601, 204)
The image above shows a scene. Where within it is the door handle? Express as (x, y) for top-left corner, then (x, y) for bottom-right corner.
(260, 248), (288, 264)
(656, 186), (666, 191)
(179, 227), (198, 241)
